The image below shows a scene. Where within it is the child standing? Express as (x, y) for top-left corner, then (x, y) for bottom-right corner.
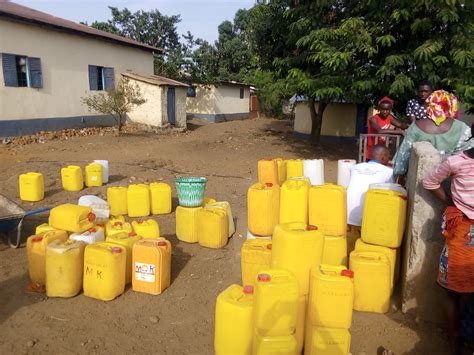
(423, 124), (474, 353)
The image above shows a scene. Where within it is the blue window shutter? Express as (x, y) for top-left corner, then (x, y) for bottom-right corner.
(88, 65), (98, 90)
(27, 57), (43, 88)
(2, 53), (18, 87)
(103, 67), (115, 90)
(240, 88), (244, 99)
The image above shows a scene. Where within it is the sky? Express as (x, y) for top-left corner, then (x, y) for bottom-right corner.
(15, 0), (255, 43)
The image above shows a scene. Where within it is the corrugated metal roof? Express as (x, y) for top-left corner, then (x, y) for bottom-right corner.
(122, 72), (189, 87)
(0, 1), (161, 52)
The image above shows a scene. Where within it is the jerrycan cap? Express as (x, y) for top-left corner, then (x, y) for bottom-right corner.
(128, 232), (137, 237)
(114, 221), (123, 227)
(399, 195), (408, 200)
(158, 240), (167, 247)
(306, 225), (318, 231)
(243, 285), (254, 294)
(137, 219), (144, 224)
(341, 269), (354, 278)
(343, 159), (353, 163)
(87, 213), (96, 222)
(265, 183), (273, 188)
(111, 247), (122, 253)
(265, 157), (272, 161)
(32, 236), (43, 242)
(88, 228), (97, 233)
(266, 244), (272, 250)
(96, 223), (105, 228)
(257, 273), (271, 282)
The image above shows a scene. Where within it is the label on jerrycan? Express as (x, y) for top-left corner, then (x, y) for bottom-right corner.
(135, 262), (156, 282)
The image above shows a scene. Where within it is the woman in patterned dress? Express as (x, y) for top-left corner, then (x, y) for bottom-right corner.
(406, 80), (433, 123)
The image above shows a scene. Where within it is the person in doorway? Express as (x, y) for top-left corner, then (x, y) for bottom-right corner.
(423, 123), (474, 354)
(366, 96), (407, 159)
(393, 90), (472, 179)
(406, 80), (434, 123)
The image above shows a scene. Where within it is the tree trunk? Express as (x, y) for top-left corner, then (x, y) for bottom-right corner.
(309, 98), (328, 144)
(116, 114), (123, 137)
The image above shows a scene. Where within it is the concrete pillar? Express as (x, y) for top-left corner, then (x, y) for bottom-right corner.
(401, 142), (446, 323)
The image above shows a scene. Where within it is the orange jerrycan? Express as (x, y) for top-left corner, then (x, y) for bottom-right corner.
(254, 269), (299, 336)
(308, 264), (354, 329)
(105, 216), (132, 237)
(248, 182), (280, 236)
(305, 327), (351, 355)
(49, 204), (95, 233)
(27, 230), (69, 285)
(150, 182), (172, 215)
(241, 239), (272, 286)
(206, 201), (235, 238)
(85, 163), (103, 187)
(214, 284), (254, 355)
(83, 242), (126, 301)
(132, 219), (160, 238)
(279, 180), (309, 224)
(271, 223), (324, 295)
(355, 238), (397, 292)
(197, 207), (229, 249)
(322, 235), (347, 267)
(309, 183), (347, 236)
(274, 158), (287, 185)
(286, 159), (304, 179)
(132, 238), (171, 295)
(19, 172), (44, 202)
(107, 187), (128, 216)
(258, 158), (279, 185)
(361, 189), (407, 248)
(176, 206), (202, 243)
(350, 251), (391, 313)
(61, 165), (83, 191)
(106, 232), (142, 284)
(253, 333), (298, 355)
(46, 239), (85, 298)
(127, 184), (150, 217)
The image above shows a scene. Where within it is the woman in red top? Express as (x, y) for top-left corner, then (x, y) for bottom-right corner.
(366, 97), (408, 159)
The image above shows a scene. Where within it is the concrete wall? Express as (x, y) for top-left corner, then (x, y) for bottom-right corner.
(186, 85), (215, 114)
(294, 101), (357, 137)
(127, 79), (164, 126)
(401, 141), (445, 323)
(0, 19), (154, 121)
(214, 85), (250, 114)
(174, 87), (187, 128)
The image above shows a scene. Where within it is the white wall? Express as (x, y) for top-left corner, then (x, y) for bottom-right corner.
(126, 79), (164, 126)
(214, 85), (250, 114)
(0, 19), (154, 120)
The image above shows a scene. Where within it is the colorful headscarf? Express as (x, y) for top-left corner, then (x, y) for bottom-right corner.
(425, 90), (459, 126)
(378, 96), (394, 109)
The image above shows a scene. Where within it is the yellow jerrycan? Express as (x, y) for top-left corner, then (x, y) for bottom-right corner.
(127, 184), (150, 217)
(252, 333), (298, 355)
(85, 163), (103, 187)
(46, 239), (85, 297)
(350, 251), (391, 313)
(286, 159), (304, 179)
(19, 172), (44, 202)
(49, 204), (95, 233)
(253, 268), (299, 336)
(308, 264), (354, 329)
(214, 284), (254, 355)
(355, 238), (398, 291)
(105, 216), (132, 237)
(274, 158), (287, 185)
(35, 223), (59, 234)
(248, 182), (280, 237)
(279, 180), (309, 224)
(241, 239), (272, 286)
(83, 242), (126, 301)
(106, 232), (142, 284)
(176, 206), (202, 243)
(27, 230), (69, 285)
(132, 219), (160, 239)
(132, 238), (171, 295)
(61, 165), (83, 191)
(150, 182), (172, 215)
(309, 183), (347, 236)
(206, 201), (235, 238)
(305, 327), (351, 355)
(258, 158), (279, 186)
(107, 187), (128, 216)
(322, 235), (347, 267)
(295, 295), (307, 353)
(361, 189), (407, 248)
(271, 223), (324, 295)
(204, 197), (217, 205)
(197, 207), (229, 249)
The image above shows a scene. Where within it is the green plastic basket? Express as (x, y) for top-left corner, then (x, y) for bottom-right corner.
(175, 177), (208, 207)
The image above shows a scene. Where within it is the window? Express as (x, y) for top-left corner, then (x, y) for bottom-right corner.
(1, 53), (43, 88)
(88, 65), (114, 91)
(187, 86), (196, 98)
(240, 88), (244, 99)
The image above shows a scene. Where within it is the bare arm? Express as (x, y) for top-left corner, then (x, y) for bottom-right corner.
(429, 187), (454, 206)
(390, 116), (408, 130)
(408, 115), (416, 124)
(370, 117), (405, 135)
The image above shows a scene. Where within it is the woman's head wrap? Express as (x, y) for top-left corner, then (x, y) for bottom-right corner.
(378, 96), (394, 109)
(426, 90), (459, 126)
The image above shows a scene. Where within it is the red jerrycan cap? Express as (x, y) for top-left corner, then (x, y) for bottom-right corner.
(341, 269), (354, 278)
(87, 213), (96, 222)
(128, 232), (137, 237)
(111, 247), (122, 253)
(88, 228), (97, 233)
(243, 285), (254, 295)
(257, 273), (271, 282)
(306, 225), (318, 231)
(32, 236), (43, 242)
(266, 243), (272, 250)
(399, 195), (408, 200)
(265, 183), (273, 187)
(137, 219), (144, 224)
(265, 157), (272, 161)
(114, 221), (123, 227)
(96, 223), (105, 228)
(158, 240), (167, 247)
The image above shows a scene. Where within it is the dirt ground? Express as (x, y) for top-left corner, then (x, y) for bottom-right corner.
(0, 118), (450, 354)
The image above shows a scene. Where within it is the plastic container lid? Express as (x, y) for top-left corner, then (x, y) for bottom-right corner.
(258, 273), (271, 282)
(243, 285), (254, 294)
(87, 213), (96, 222)
(88, 228), (97, 233)
(128, 232), (137, 237)
(96, 223), (105, 228)
(266, 244), (272, 250)
(265, 183), (273, 187)
(114, 221), (123, 227)
(341, 269), (354, 278)
(32, 236), (43, 242)
(111, 247), (122, 253)
(307, 225), (318, 231)
(158, 241), (167, 247)
(137, 220), (144, 224)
